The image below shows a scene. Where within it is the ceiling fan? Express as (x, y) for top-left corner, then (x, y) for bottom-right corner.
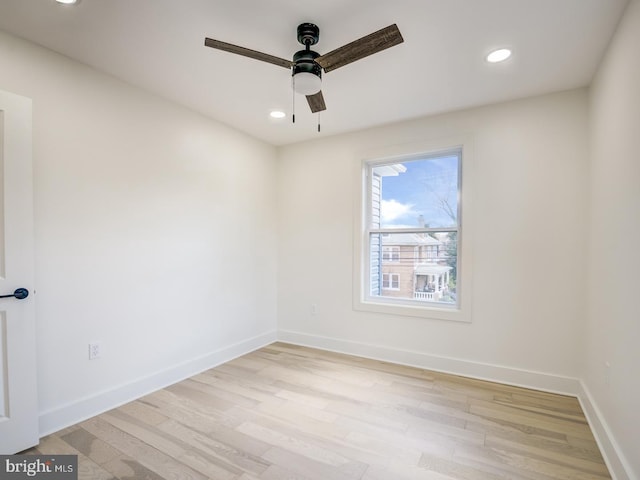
(204, 23), (404, 115)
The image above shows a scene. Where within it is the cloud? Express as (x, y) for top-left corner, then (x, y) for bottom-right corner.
(381, 199), (414, 223)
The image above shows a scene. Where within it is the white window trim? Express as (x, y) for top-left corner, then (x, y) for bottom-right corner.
(352, 136), (474, 323)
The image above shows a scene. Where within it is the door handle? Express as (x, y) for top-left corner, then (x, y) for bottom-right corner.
(0, 288), (29, 300)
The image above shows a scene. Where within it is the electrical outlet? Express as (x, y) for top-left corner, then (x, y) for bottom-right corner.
(311, 303), (318, 315)
(89, 342), (102, 360)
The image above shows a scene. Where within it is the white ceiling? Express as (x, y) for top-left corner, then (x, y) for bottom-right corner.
(0, 0), (629, 146)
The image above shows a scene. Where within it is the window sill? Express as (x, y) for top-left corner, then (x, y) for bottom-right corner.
(354, 297), (471, 323)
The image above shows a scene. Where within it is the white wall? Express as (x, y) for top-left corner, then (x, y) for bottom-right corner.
(585, 0), (640, 478)
(278, 89), (589, 390)
(0, 30), (278, 434)
(2, 9), (636, 475)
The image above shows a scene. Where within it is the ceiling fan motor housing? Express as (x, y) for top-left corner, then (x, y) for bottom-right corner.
(292, 49), (322, 79)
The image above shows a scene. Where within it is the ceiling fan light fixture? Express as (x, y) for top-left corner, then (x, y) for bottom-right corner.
(55, 0), (78, 4)
(292, 72), (322, 95)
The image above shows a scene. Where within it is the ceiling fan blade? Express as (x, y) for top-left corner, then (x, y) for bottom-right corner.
(306, 91), (326, 113)
(204, 38), (293, 69)
(316, 24), (403, 73)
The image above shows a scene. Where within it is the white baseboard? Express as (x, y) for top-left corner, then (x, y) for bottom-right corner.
(278, 330), (580, 396)
(578, 382), (636, 480)
(38, 330), (277, 437)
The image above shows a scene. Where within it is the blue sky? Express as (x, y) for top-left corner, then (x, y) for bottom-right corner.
(379, 154), (459, 229)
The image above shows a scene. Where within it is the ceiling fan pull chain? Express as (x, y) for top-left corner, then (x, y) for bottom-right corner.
(318, 112), (321, 133)
(292, 76), (296, 123)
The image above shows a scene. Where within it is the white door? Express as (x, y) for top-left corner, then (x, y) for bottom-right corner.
(0, 90), (37, 454)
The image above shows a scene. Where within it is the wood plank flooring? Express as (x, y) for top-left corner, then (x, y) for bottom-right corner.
(23, 343), (611, 479)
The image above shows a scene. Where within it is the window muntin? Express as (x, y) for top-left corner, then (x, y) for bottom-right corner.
(366, 150), (461, 308)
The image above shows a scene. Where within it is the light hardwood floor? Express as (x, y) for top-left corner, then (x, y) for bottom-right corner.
(24, 343), (611, 479)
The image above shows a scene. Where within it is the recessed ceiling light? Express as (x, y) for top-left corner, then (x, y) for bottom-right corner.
(55, 0), (78, 4)
(270, 110), (286, 119)
(486, 48), (512, 63)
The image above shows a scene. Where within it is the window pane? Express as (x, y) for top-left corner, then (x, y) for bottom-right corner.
(370, 231), (457, 306)
(372, 155), (459, 229)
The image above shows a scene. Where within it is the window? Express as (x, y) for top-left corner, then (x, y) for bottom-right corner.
(382, 246), (400, 262)
(354, 142), (471, 322)
(382, 273), (400, 290)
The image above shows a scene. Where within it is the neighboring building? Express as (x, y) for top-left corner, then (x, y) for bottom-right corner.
(380, 232), (452, 302)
